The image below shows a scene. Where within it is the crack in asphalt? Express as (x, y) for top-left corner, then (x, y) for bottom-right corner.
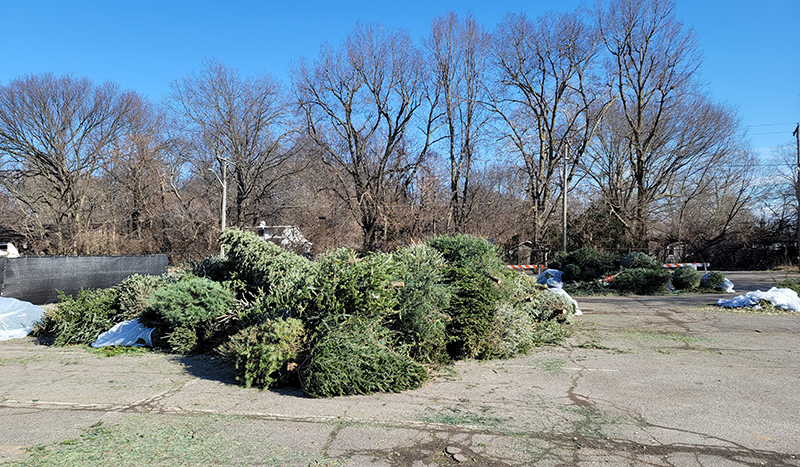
(121, 378), (197, 412)
(1, 394), (798, 466)
(557, 349), (800, 466)
(333, 430), (518, 466)
(565, 357), (594, 410)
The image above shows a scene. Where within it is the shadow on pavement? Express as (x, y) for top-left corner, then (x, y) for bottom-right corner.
(176, 354), (309, 397)
(176, 354), (238, 385)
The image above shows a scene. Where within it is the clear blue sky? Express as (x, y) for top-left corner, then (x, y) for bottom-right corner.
(2, 0), (797, 155)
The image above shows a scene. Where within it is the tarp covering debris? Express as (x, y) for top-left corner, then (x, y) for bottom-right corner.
(91, 319), (155, 348)
(0, 297), (45, 341)
(717, 287), (800, 312)
(547, 287), (582, 315)
(534, 269), (582, 315)
(701, 273), (735, 293)
(537, 269), (564, 289)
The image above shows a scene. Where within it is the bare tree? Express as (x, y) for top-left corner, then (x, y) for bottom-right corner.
(590, 0), (745, 246)
(293, 23), (439, 251)
(0, 73), (138, 254)
(764, 144), (800, 223)
(490, 8), (607, 247)
(660, 148), (757, 257)
(158, 132), (228, 256)
(461, 161), (529, 244)
(424, 11), (491, 233)
(100, 96), (182, 254)
(722, 143), (800, 267)
(169, 59), (298, 232)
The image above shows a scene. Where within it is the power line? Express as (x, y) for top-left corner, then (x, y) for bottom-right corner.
(745, 122), (796, 128)
(750, 131), (795, 136)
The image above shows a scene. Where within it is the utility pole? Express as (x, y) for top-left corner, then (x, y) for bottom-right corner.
(209, 150), (231, 258)
(562, 143), (569, 253)
(794, 124), (800, 271)
(221, 161), (227, 232)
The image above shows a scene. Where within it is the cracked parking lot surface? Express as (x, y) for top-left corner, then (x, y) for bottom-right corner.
(1, 271), (799, 466)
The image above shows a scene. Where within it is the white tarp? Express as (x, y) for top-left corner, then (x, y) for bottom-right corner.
(701, 273), (735, 293)
(541, 287), (583, 316)
(91, 319), (155, 348)
(717, 287), (800, 312)
(0, 297), (45, 341)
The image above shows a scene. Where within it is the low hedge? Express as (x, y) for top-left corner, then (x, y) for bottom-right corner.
(555, 247), (620, 282)
(777, 278), (800, 295)
(610, 268), (672, 295)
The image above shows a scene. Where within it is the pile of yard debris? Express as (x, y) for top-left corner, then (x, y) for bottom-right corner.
(14, 231), (582, 399)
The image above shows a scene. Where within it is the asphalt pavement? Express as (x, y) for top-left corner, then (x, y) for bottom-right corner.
(0, 271), (798, 466)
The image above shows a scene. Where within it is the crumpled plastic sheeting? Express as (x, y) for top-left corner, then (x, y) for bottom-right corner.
(537, 269), (564, 289)
(545, 287), (582, 316)
(701, 273), (735, 293)
(717, 287), (800, 312)
(0, 297), (45, 341)
(91, 319), (155, 348)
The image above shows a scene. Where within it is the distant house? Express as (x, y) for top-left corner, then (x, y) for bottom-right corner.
(254, 223), (313, 257)
(0, 226), (27, 257)
(664, 242), (689, 263)
(506, 241), (551, 265)
(0, 242), (20, 258)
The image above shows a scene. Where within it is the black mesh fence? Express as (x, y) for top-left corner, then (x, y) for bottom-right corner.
(0, 255), (168, 304)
